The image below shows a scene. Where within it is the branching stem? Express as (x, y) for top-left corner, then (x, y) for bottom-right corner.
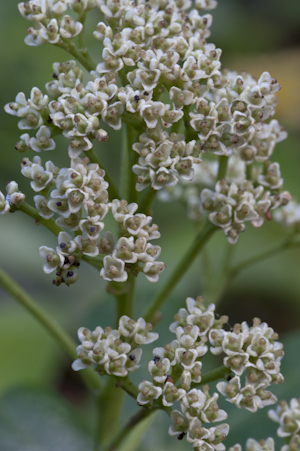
(143, 222), (217, 323)
(108, 409), (155, 451)
(229, 238), (299, 278)
(217, 155), (228, 181)
(17, 203), (103, 272)
(57, 38), (96, 72)
(0, 266), (100, 391)
(196, 365), (232, 386)
(140, 188), (156, 214)
(18, 202), (63, 236)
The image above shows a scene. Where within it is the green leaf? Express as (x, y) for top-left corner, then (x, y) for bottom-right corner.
(118, 412), (157, 451)
(0, 307), (59, 396)
(0, 387), (92, 451)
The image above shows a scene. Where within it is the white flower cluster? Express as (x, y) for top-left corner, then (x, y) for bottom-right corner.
(18, 0), (97, 46)
(137, 296), (230, 450)
(0, 182), (25, 214)
(72, 315), (158, 377)
(200, 177), (291, 244)
(8, 0), (290, 249)
(135, 296), (284, 449)
(274, 201), (300, 232)
(29, 154), (165, 285)
(132, 128), (202, 191)
(158, 155), (246, 220)
(157, 111), (291, 244)
(269, 398), (300, 450)
(213, 319), (284, 413)
(229, 438), (275, 451)
(5, 61), (115, 155)
(4, 63), (165, 286)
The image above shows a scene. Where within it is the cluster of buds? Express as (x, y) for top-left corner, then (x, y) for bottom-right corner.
(134, 296), (283, 449)
(0, 181), (25, 213)
(269, 398), (300, 450)
(72, 315), (158, 377)
(18, 0), (96, 46)
(229, 438), (275, 451)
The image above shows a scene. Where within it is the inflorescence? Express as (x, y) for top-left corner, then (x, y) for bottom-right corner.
(73, 295), (285, 450)
(1, 0), (294, 263)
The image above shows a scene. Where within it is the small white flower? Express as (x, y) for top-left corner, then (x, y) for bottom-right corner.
(163, 382), (186, 407)
(0, 191), (10, 215)
(39, 19), (60, 44)
(100, 256), (128, 282)
(137, 381), (162, 405)
(126, 348), (142, 372)
(73, 235), (99, 257)
(56, 231), (77, 255)
(201, 393), (228, 423)
(118, 316), (139, 338)
(135, 318), (159, 345)
(168, 410), (189, 437)
(113, 237), (137, 263)
(111, 199), (138, 222)
(18, 106), (44, 130)
(18, 1), (48, 22)
(39, 246), (64, 274)
(48, 0), (68, 16)
(148, 358), (170, 383)
(29, 126), (56, 152)
(104, 354), (128, 377)
(60, 15), (83, 39)
(143, 261), (165, 283)
(181, 388), (206, 421)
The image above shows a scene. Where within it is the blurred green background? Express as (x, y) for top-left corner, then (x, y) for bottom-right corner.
(0, 0), (300, 449)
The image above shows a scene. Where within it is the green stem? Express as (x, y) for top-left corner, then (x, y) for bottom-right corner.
(246, 163), (252, 181)
(82, 255), (103, 270)
(217, 156), (228, 181)
(129, 132), (140, 204)
(98, 378), (125, 447)
(18, 202), (63, 236)
(115, 375), (139, 399)
(140, 188), (156, 214)
(143, 222), (217, 323)
(212, 239), (300, 307)
(121, 126), (135, 201)
(57, 39), (96, 72)
(183, 106), (197, 141)
(229, 239), (298, 278)
(171, 118), (183, 134)
(198, 365), (232, 386)
(203, 243), (234, 306)
(121, 111), (144, 130)
(108, 409), (155, 451)
(18, 203), (103, 272)
(77, 13), (87, 54)
(85, 148), (119, 200)
(0, 266), (100, 391)
(116, 272), (136, 322)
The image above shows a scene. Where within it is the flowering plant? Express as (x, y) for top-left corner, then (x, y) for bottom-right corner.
(1, 0), (300, 450)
